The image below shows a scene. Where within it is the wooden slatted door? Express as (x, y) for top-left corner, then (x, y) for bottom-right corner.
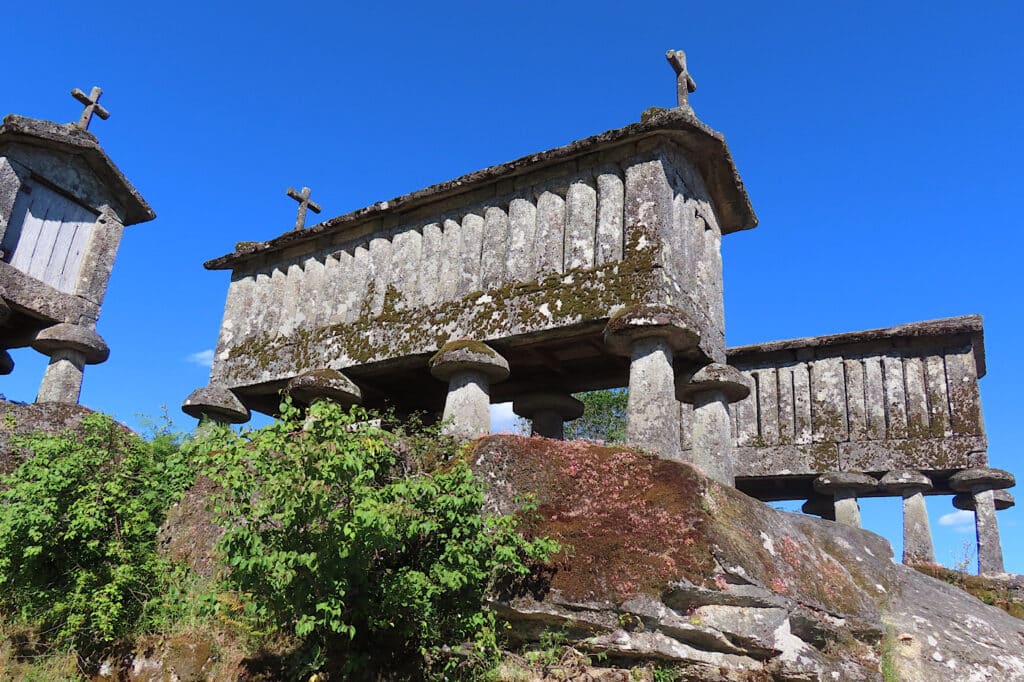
(1, 179), (97, 293)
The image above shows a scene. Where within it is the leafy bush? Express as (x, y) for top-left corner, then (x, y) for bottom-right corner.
(197, 398), (558, 678)
(565, 389), (628, 443)
(0, 413), (193, 652)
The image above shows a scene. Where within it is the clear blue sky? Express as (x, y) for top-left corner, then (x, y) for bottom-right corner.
(3, 2), (1022, 573)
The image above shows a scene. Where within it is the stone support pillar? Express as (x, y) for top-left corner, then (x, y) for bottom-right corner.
(287, 369), (362, 408)
(677, 363), (751, 485)
(880, 470), (936, 565)
(604, 305), (700, 461)
(512, 391), (584, 440)
(813, 472), (879, 528)
(182, 385), (251, 433)
(950, 468), (1016, 575)
(0, 349), (12, 375)
(429, 340), (509, 439)
(31, 323), (109, 404)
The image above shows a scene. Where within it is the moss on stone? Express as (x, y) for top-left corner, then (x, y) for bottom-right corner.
(220, 241), (665, 386)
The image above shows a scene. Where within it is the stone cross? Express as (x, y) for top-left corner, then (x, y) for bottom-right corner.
(286, 186), (322, 230)
(665, 50), (697, 114)
(70, 86), (110, 130)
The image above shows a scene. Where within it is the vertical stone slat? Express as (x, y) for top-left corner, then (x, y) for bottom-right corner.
(246, 270), (273, 341)
(457, 212), (485, 296)
(595, 170), (624, 265)
(864, 357), (886, 440)
(844, 359), (867, 441)
(535, 191), (566, 276)
(701, 209), (725, 335)
(268, 266), (288, 337)
(811, 356), (848, 443)
(925, 355), (952, 437)
(301, 256), (326, 328)
(507, 197), (537, 282)
(903, 356), (930, 438)
(480, 206), (509, 290)
(391, 229), (421, 309)
(288, 261), (309, 333)
(883, 355), (908, 439)
(673, 194), (699, 299)
(623, 157), (672, 271)
(757, 368), (780, 445)
(420, 222), (443, 307)
(734, 388), (758, 447)
(945, 349), (983, 435)
(344, 245), (371, 323)
(793, 363), (812, 444)
(367, 235), (393, 315)
(324, 251), (347, 325)
(776, 365), (796, 444)
(440, 218), (461, 301)
(216, 271), (255, 363)
(564, 180), (597, 270)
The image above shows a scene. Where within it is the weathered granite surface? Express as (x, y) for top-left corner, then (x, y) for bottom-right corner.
(471, 435), (1024, 681)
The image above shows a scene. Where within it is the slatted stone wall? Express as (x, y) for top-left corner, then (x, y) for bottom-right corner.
(210, 142), (727, 388)
(1, 178), (97, 293)
(680, 317), (988, 480)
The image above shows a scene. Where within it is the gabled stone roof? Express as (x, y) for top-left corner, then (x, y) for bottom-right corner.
(0, 114), (155, 226)
(205, 107), (757, 271)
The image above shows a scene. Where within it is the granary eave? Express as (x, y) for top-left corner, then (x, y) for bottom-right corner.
(205, 107), (758, 271)
(0, 114), (156, 226)
(727, 314), (986, 377)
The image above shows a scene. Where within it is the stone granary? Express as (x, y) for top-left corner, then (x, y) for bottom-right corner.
(0, 88), (154, 403)
(186, 53), (1015, 574)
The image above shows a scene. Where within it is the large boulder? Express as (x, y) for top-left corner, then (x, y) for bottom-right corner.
(470, 435), (1024, 681)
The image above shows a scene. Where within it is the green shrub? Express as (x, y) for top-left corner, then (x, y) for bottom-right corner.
(197, 398), (558, 678)
(0, 413), (193, 652)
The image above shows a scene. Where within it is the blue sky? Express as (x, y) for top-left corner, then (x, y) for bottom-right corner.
(3, 2), (1022, 573)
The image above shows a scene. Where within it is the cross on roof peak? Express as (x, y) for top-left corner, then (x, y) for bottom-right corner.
(665, 50), (697, 114)
(287, 186), (322, 231)
(70, 86), (110, 130)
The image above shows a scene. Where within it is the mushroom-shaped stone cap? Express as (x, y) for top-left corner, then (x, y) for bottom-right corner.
(182, 385), (250, 424)
(677, 363), (752, 404)
(880, 470), (933, 495)
(0, 297), (9, 325)
(287, 369), (362, 407)
(953, 490), (1016, 511)
(813, 471), (879, 495)
(31, 323), (109, 364)
(949, 467), (1016, 493)
(603, 304), (700, 357)
(0, 349), (12, 375)
(513, 391), (585, 421)
(429, 340), (509, 383)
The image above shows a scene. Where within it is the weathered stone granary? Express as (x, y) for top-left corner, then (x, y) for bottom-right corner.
(0, 88), (154, 403)
(187, 54), (1015, 574)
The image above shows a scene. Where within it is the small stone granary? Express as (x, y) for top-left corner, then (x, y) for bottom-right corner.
(186, 52), (1015, 575)
(0, 88), (154, 403)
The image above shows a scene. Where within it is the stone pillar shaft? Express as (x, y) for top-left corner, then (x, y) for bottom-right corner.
(973, 489), (1005, 575)
(626, 336), (680, 460)
(902, 492), (936, 564)
(833, 493), (862, 527)
(442, 370), (491, 439)
(531, 409), (564, 440)
(689, 389), (734, 485)
(37, 348), (86, 403)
